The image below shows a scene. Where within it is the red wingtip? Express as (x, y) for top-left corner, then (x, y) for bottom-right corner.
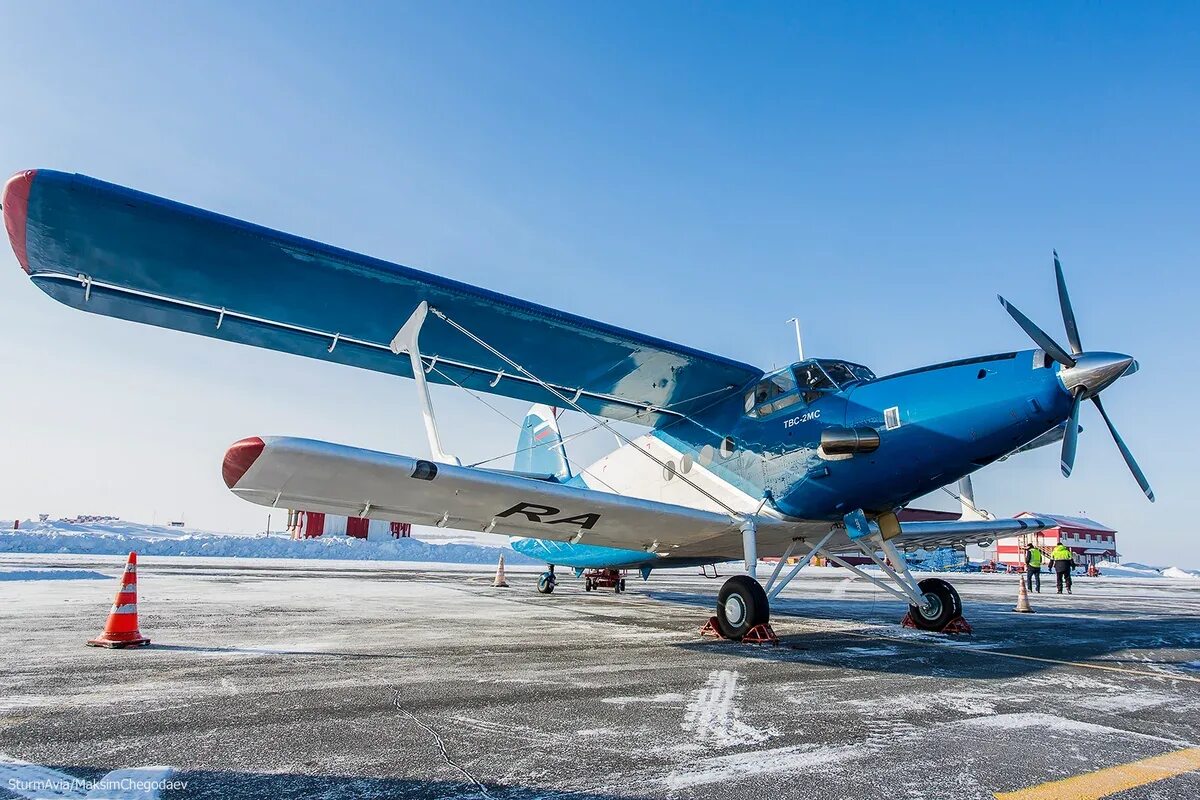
(2, 169), (36, 273)
(222, 436), (266, 489)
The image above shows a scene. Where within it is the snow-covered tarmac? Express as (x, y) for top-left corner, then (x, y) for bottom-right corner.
(1, 554), (1198, 799)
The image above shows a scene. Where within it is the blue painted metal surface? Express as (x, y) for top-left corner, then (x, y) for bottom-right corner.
(14, 170), (760, 424)
(509, 536), (727, 571)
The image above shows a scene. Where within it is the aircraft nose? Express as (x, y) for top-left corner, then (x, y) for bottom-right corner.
(1059, 352), (1135, 398)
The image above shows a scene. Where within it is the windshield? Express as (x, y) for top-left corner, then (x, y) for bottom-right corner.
(794, 359), (876, 392)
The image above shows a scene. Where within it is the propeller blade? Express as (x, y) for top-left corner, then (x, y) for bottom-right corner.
(1061, 389), (1082, 477)
(1054, 251), (1083, 356)
(1091, 395), (1155, 502)
(996, 296), (1077, 367)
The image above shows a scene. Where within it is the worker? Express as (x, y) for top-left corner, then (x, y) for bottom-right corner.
(1023, 543), (1043, 593)
(1050, 542), (1075, 594)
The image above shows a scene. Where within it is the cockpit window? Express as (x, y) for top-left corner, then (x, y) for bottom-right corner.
(745, 360), (876, 418)
(847, 363), (876, 383)
(795, 362), (835, 392)
(795, 359), (876, 398)
(820, 361), (857, 387)
(744, 369), (800, 418)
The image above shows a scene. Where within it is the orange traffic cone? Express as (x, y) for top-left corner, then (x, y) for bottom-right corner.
(87, 552), (151, 648)
(492, 554), (510, 588)
(1014, 575), (1034, 613)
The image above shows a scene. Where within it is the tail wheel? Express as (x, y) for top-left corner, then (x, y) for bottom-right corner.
(715, 576), (769, 640)
(908, 578), (962, 631)
(537, 571), (557, 595)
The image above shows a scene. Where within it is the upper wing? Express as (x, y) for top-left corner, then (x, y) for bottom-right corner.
(223, 435), (798, 552)
(4, 170), (760, 424)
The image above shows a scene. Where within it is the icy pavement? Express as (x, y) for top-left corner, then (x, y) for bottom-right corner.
(0, 554), (1198, 799)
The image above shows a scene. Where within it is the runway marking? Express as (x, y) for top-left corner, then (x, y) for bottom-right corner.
(993, 746), (1200, 799)
(829, 628), (1200, 684)
(682, 669), (769, 747)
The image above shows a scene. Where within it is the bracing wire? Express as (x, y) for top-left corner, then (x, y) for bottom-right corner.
(429, 307), (744, 518)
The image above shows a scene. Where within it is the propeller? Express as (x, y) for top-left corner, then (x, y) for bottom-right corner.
(997, 253), (1153, 502)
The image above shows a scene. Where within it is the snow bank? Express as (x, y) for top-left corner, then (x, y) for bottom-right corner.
(1095, 561), (1200, 580)
(1094, 561), (1164, 578)
(0, 569), (111, 581)
(1162, 566), (1200, 580)
(0, 521), (538, 565)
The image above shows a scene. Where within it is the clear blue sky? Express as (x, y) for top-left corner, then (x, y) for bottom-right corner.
(1, 4), (1195, 566)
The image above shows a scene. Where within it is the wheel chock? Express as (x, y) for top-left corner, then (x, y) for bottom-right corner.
(900, 612), (973, 635)
(699, 616), (780, 645)
(743, 623), (780, 645)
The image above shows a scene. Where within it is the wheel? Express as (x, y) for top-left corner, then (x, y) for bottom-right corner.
(537, 571), (556, 595)
(584, 579), (592, 591)
(907, 577), (961, 631)
(619, 578), (626, 592)
(613, 580), (621, 593)
(715, 576), (770, 640)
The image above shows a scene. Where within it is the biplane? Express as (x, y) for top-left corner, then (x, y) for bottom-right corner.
(3, 169), (1151, 639)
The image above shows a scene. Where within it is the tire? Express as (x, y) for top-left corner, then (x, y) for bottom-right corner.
(537, 571), (556, 595)
(619, 578), (626, 592)
(584, 579), (592, 592)
(908, 578), (961, 631)
(715, 576), (770, 640)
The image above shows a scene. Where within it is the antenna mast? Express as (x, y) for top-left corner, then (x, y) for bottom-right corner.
(785, 317), (804, 360)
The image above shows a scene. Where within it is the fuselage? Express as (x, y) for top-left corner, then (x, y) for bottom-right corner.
(512, 348), (1074, 570)
(664, 348), (1072, 519)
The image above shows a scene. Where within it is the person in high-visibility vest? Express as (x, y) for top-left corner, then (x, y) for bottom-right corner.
(1050, 542), (1075, 594)
(1023, 543), (1044, 593)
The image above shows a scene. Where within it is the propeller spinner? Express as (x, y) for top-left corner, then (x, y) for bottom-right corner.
(997, 252), (1154, 502)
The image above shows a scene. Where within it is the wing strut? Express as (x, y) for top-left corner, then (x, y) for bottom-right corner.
(390, 302), (461, 466)
(427, 306), (747, 519)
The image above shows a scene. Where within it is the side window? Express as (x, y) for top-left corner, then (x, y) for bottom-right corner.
(795, 362), (835, 403)
(744, 372), (799, 417)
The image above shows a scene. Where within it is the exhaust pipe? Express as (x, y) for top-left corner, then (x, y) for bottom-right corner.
(820, 426), (881, 456)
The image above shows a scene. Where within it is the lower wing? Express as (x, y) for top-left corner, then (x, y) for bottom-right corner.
(221, 436), (1054, 558)
(223, 436), (797, 553)
(882, 516), (1057, 553)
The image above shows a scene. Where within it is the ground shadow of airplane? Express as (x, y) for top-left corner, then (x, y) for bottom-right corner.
(649, 587), (1200, 680)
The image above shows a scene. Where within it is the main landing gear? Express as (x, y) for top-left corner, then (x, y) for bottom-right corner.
(709, 516), (970, 641)
(714, 575), (770, 639)
(904, 577), (962, 631)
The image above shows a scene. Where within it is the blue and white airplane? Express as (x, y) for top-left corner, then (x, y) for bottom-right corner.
(3, 169), (1152, 639)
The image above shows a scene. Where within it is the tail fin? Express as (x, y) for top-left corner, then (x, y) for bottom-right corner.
(515, 404), (572, 481)
(957, 475), (994, 521)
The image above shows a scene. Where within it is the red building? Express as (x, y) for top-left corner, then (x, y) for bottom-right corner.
(993, 513), (1118, 569)
(286, 509), (411, 541)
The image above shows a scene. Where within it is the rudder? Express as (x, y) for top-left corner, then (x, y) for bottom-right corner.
(515, 404), (572, 480)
